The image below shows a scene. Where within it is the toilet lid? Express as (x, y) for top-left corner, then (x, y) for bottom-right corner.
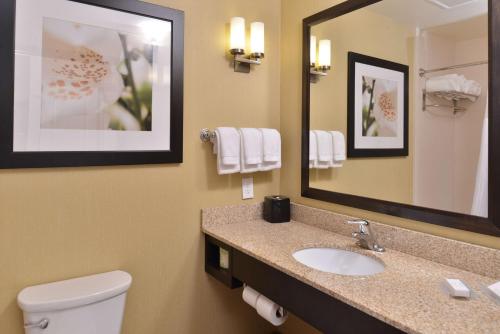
(17, 270), (132, 312)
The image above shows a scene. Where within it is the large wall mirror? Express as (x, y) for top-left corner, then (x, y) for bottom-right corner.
(302, 0), (500, 236)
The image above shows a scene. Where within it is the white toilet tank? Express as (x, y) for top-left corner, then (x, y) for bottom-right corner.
(17, 271), (132, 334)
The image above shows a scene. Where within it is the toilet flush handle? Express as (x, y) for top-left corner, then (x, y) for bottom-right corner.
(24, 318), (49, 330)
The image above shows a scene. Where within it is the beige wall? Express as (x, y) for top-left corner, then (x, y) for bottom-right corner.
(0, 0), (311, 333)
(309, 8), (413, 204)
(280, 0), (500, 249)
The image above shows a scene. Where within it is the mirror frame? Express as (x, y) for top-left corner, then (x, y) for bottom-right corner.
(301, 0), (500, 237)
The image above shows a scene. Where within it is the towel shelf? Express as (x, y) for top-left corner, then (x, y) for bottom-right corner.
(423, 90), (477, 114)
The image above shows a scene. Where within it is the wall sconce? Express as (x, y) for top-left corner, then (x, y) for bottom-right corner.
(310, 37), (331, 81)
(229, 17), (265, 73)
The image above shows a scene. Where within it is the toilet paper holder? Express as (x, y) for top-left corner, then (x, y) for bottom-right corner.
(242, 284), (288, 326)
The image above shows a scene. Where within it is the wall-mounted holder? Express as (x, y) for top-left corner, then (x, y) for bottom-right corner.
(205, 235), (243, 288)
(310, 65), (329, 83)
(231, 49), (263, 73)
(200, 128), (216, 143)
(423, 90), (474, 114)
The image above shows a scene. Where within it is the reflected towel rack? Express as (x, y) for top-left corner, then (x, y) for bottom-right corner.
(420, 60), (486, 114)
(419, 60), (488, 77)
(423, 90), (478, 114)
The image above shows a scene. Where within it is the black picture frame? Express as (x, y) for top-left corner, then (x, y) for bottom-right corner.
(0, 0), (184, 168)
(347, 52), (409, 158)
(301, 0), (500, 237)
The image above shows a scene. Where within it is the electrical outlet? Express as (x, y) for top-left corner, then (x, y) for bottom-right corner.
(242, 177), (254, 199)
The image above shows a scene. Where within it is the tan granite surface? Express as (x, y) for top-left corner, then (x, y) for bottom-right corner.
(201, 204), (500, 334)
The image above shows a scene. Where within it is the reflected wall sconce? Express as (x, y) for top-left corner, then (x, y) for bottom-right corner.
(310, 36), (331, 81)
(229, 17), (265, 73)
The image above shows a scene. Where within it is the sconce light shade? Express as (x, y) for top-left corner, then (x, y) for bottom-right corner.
(310, 35), (317, 66)
(318, 39), (331, 70)
(230, 17), (246, 54)
(250, 22), (265, 58)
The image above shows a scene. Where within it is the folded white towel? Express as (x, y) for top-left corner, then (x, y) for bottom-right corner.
(214, 127), (241, 175)
(313, 130), (332, 169)
(259, 128), (281, 171)
(330, 131), (346, 168)
(240, 128), (262, 173)
(309, 131), (318, 169)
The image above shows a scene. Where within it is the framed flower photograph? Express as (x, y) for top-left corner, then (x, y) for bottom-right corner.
(0, 0), (184, 168)
(347, 52), (408, 158)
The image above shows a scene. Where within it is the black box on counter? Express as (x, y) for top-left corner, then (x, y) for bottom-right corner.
(263, 196), (290, 223)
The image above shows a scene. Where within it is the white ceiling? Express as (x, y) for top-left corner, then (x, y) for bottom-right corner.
(367, 0), (487, 30)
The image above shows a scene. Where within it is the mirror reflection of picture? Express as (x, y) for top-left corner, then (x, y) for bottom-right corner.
(347, 52), (408, 158)
(362, 76), (398, 137)
(41, 18), (155, 132)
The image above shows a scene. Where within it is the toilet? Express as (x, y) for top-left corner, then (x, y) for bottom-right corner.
(17, 271), (132, 334)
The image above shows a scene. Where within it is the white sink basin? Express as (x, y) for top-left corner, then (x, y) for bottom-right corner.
(292, 248), (384, 276)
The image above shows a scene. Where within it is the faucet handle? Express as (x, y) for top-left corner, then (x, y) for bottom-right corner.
(346, 220), (369, 233)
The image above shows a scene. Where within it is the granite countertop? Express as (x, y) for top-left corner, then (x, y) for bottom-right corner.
(202, 214), (500, 334)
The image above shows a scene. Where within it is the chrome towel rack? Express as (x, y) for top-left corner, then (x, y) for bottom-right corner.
(419, 60), (488, 77)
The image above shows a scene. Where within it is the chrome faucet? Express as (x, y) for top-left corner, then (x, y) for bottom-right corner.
(347, 220), (385, 252)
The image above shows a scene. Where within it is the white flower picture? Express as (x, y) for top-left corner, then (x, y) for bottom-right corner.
(362, 76), (398, 137)
(41, 18), (155, 131)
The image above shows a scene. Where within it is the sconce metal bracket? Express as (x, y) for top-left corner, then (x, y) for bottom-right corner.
(233, 55), (262, 73)
(309, 68), (328, 83)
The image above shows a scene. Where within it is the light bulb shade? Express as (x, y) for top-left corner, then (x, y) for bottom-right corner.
(310, 35), (317, 66)
(250, 22), (265, 57)
(230, 17), (245, 53)
(318, 39), (331, 69)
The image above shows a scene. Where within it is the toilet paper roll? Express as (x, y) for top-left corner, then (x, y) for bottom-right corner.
(242, 286), (261, 309)
(255, 294), (288, 326)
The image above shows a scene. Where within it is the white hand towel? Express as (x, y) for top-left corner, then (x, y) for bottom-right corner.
(330, 131), (346, 168)
(214, 127), (241, 175)
(309, 131), (318, 169)
(259, 128), (281, 171)
(240, 128), (262, 173)
(313, 130), (333, 169)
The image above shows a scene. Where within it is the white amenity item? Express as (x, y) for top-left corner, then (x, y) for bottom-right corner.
(486, 281), (500, 302)
(444, 278), (471, 298)
(17, 270), (132, 334)
(292, 248), (384, 276)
